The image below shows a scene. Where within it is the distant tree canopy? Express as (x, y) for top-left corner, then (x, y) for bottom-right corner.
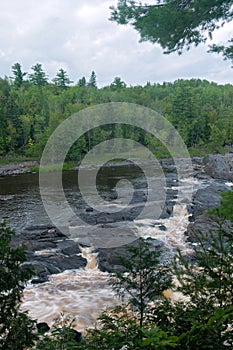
(110, 0), (233, 63)
(0, 63), (232, 159)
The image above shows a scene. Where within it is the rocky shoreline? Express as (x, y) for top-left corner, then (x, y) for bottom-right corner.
(186, 153), (233, 244)
(0, 160), (39, 176)
(8, 153), (233, 281)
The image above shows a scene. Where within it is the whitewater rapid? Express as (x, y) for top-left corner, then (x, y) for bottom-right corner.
(21, 176), (201, 332)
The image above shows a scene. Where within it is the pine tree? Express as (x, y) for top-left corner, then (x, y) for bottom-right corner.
(110, 0), (233, 62)
(110, 238), (172, 328)
(11, 63), (27, 88)
(88, 71), (97, 88)
(77, 76), (87, 87)
(53, 68), (73, 89)
(29, 63), (48, 87)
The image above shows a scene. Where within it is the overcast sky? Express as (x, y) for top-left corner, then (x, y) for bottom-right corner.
(0, 0), (232, 87)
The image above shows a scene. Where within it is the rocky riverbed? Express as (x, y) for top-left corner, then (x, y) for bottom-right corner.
(7, 153), (233, 282)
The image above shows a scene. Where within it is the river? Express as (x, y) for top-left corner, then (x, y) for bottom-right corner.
(0, 161), (215, 332)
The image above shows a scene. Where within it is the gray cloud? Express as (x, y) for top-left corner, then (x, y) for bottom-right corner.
(0, 0), (232, 86)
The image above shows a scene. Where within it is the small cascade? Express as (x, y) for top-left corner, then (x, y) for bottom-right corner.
(79, 245), (99, 270)
(21, 246), (118, 332)
(135, 177), (200, 255)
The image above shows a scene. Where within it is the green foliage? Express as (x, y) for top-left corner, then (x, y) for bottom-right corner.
(84, 306), (143, 349)
(11, 63), (27, 88)
(29, 63), (48, 87)
(141, 328), (179, 349)
(0, 64), (233, 160)
(210, 190), (233, 222)
(110, 239), (172, 327)
(110, 76), (127, 91)
(53, 69), (73, 89)
(34, 314), (82, 350)
(88, 71), (97, 88)
(77, 76), (87, 87)
(84, 306), (179, 350)
(153, 191), (233, 349)
(0, 221), (36, 349)
(79, 239), (175, 349)
(110, 0), (233, 62)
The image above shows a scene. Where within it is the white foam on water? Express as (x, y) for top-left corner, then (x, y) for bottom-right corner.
(21, 247), (119, 332)
(135, 177), (200, 254)
(136, 204), (192, 254)
(21, 176), (201, 332)
(0, 194), (15, 201)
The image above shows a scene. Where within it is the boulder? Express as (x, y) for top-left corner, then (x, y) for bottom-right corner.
(36, 322), (50, 334)
(203, 153), (233, 180)
(12, 227), (86, 281)
(191, 183), (230, 219)
(186, 214), (232, 248)
(98, 238), (165, 273)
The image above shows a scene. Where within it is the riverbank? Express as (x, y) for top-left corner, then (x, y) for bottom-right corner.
(1, 149), (232, 177)
(0, 160), (39, 176)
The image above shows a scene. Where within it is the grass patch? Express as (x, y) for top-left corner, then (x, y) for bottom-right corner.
(0, 156), (38, 165)
(37, 161), (77, 173)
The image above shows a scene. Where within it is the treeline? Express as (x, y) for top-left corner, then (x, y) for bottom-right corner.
(0, 62), (233, 158)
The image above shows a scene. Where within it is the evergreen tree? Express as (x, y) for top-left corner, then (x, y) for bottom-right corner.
(53, 68), (73, 89)
(11, 63), (27, 88)
(82, 239), (176, 350)
(154, 190), (233, 349)
(77, 76), (87, 87)
(110, 238), (172, 328)
(29, 63), (48, 87)
(88, 71), (97, 88)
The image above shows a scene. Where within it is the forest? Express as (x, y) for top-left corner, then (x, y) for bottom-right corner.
(0, 63), (233, 160)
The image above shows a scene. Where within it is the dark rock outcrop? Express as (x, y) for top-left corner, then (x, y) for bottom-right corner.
(186, 168), (232, 245)
(190, 183), (230, 219)
(98, 238), (166, 272)
(203, 153), (233, 181)
(36, 322), (50, 334)
(11, 227), (86, 281)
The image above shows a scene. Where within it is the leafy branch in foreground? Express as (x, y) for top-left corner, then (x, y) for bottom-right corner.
(34, 314), (82, 350)
(110, 0), (233, 63)
(0, 221), (36, 349)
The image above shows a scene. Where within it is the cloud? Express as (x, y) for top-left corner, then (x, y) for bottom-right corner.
(0, 0), (232, 86)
